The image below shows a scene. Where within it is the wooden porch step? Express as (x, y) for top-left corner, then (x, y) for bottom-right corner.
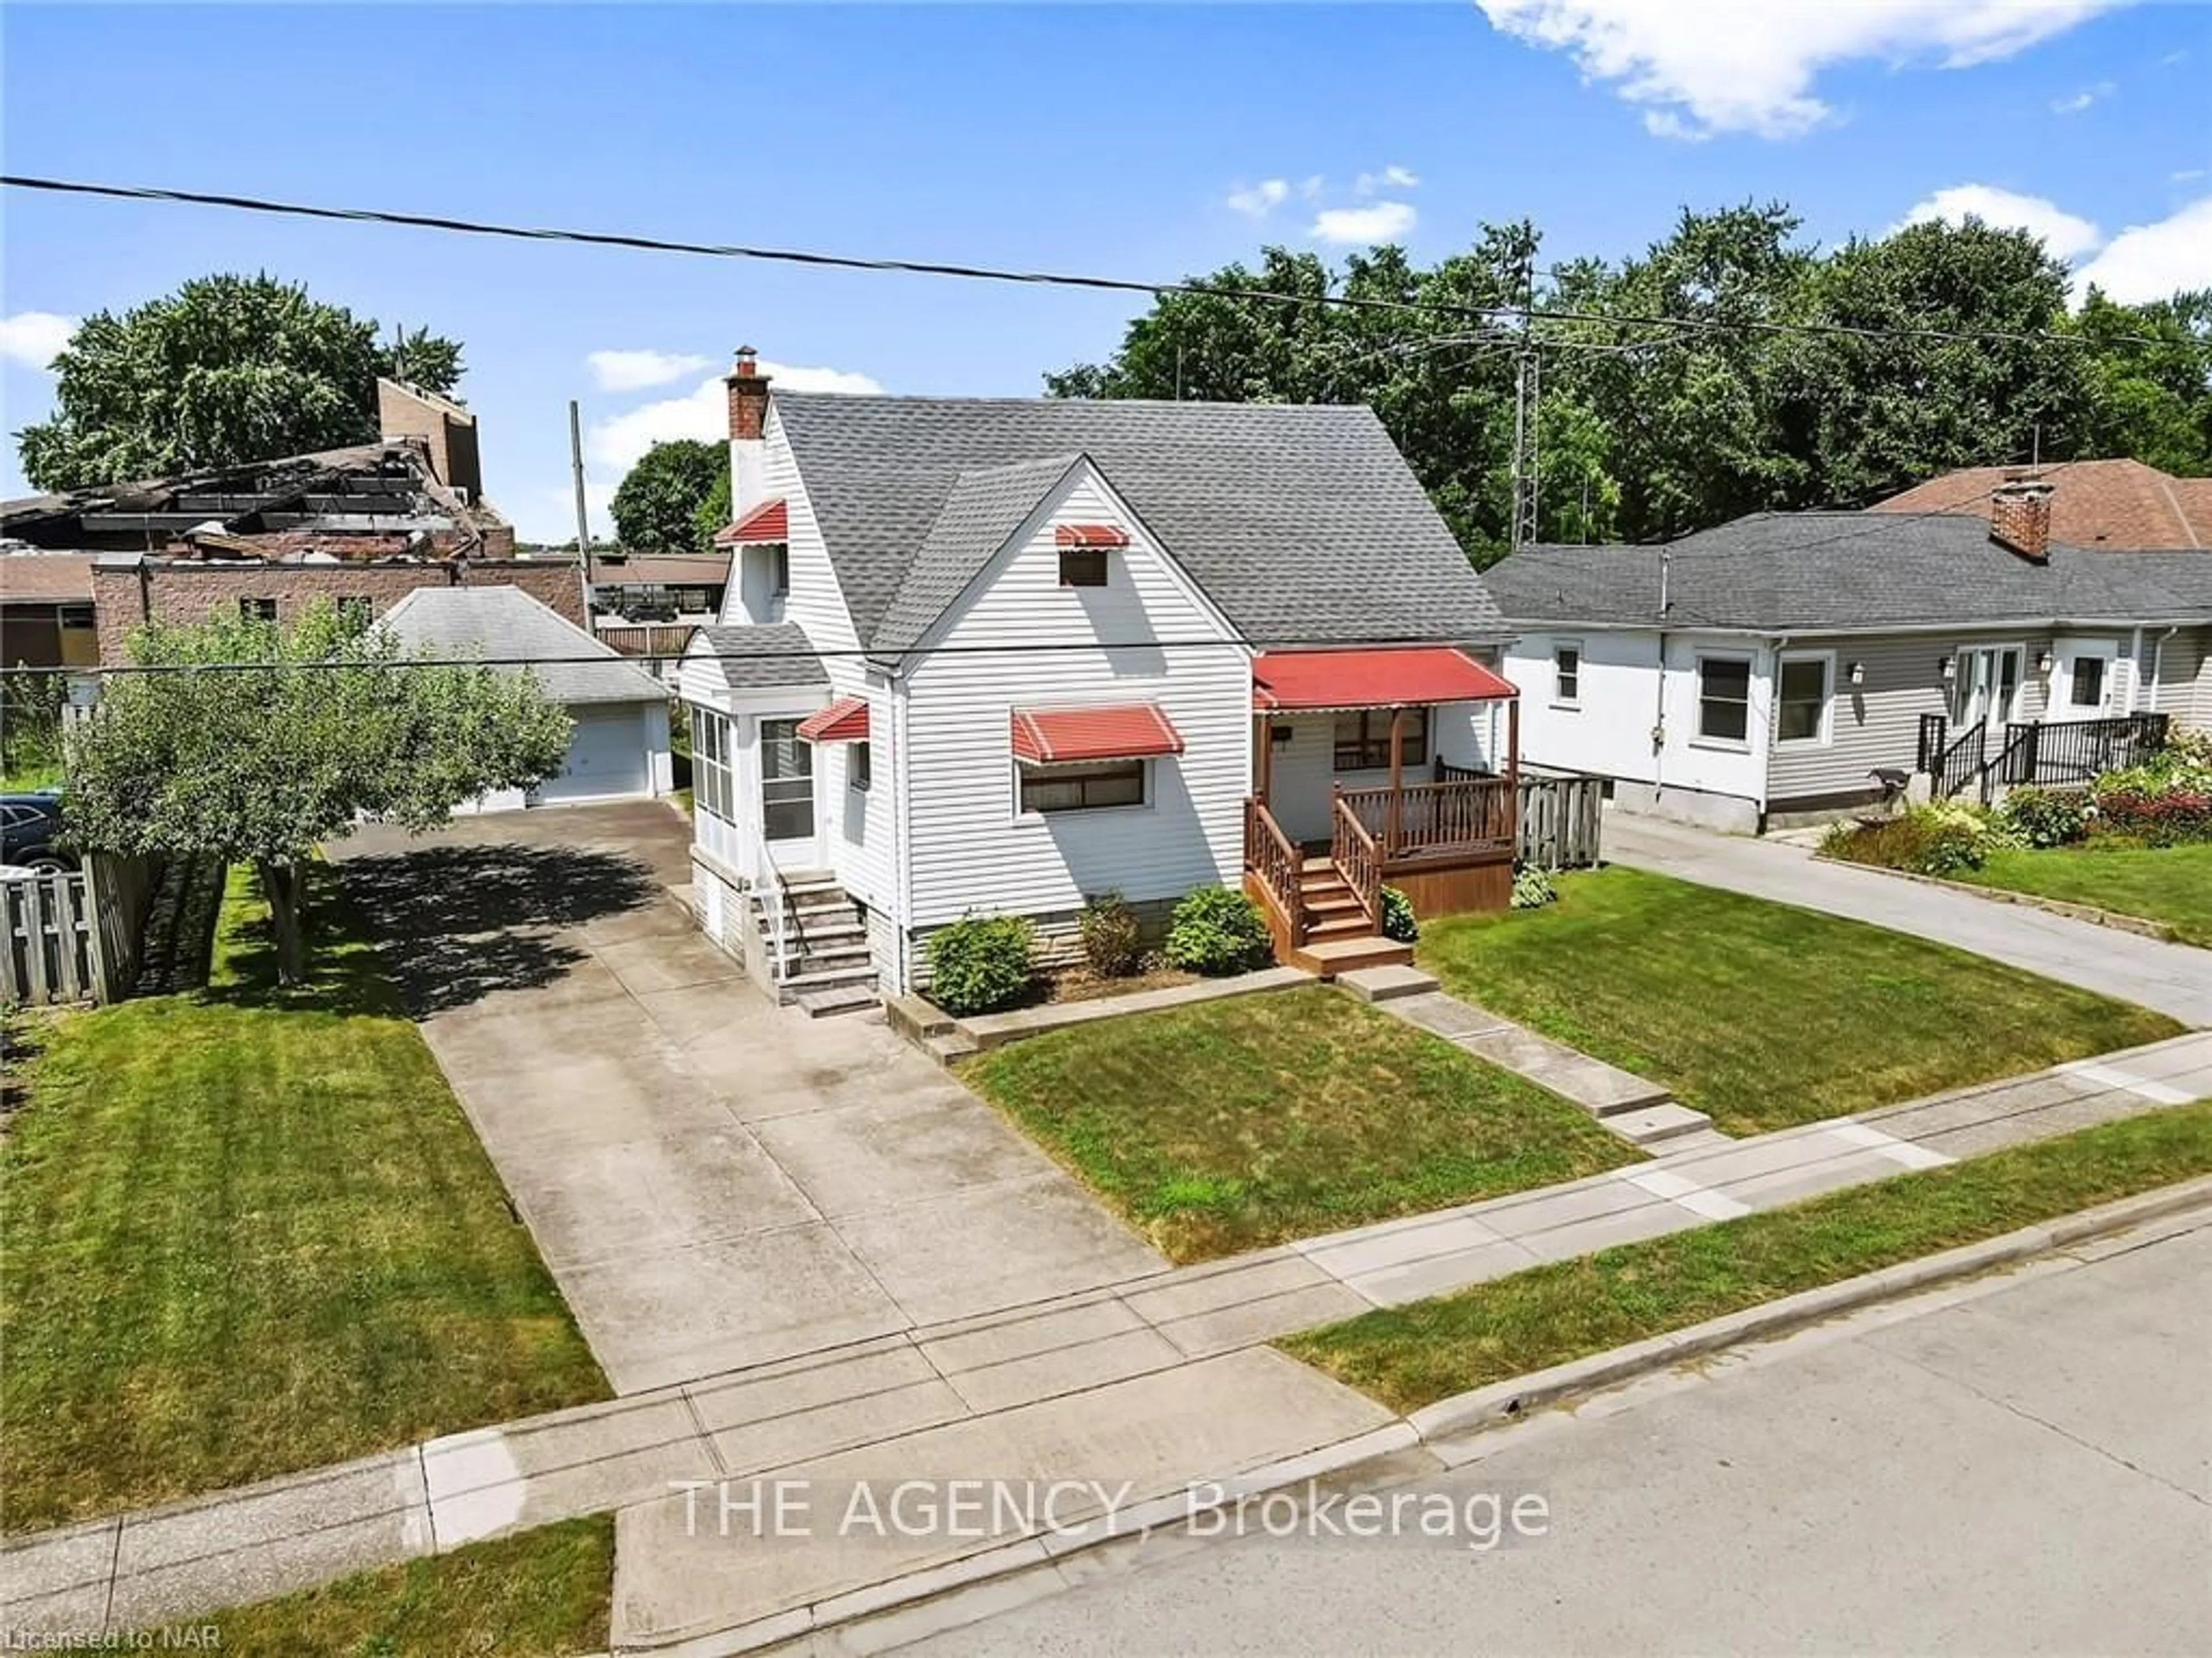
(1307, 914), (1377, 941)
(1292, 936), (1416, 978)
(1305, 893), (1365, 919)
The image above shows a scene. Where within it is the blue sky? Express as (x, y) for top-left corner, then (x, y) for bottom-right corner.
(4, 2), (2207, 540)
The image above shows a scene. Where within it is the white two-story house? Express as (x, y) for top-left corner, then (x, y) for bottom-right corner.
(679, 351), (1524, 1012)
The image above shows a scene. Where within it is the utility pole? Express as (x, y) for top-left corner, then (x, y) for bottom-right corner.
(569, 400), (593, 614)
(1508, 252), (1541, 554)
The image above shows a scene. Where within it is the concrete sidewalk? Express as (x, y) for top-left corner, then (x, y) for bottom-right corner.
(1603, 812), (2212, 1027)
(9, 1029), (2205, 1647)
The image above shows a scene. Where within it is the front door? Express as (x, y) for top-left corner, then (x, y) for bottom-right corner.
(1952, 647), (2022, 731)
(759, 717), (817, 861)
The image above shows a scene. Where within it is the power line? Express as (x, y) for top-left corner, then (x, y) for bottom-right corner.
(0, 173), (2176, 354)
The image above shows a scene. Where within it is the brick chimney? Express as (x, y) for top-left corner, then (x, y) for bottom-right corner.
(725, 346), (771, 442)
(1989, 476), (2054, 563)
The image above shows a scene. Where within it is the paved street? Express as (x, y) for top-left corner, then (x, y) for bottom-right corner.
(912, 1213), (2212, 1658)
(330, 802), (1163, 1394)
(1604, 811), (2212, 1028)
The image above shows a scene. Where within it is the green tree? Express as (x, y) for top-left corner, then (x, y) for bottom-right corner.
(692, 468), (733, 553)
(16, 275), (464, 491)
(2064, 289), (2212, 475)
(610, 439), (726, 553)
(63, 602), (571, 984)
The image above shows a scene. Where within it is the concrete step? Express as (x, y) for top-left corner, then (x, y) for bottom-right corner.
(1336, 963), (1439, 1003)
(757, 887), (850, 913)
(778, 962), (877, 994)
(795, 983), (880, 1018)
(1603, 1101), (1717, 1148)
(791, 942), (873, 973)
(924, 1030), (981, 1065)
(789, 919), (866, 946)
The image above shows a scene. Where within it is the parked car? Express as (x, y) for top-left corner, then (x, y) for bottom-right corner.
(0, 792), (70, 874)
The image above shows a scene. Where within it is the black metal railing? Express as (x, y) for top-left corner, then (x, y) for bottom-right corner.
(1926, 719), (1987, 799)
(1997, 712), (2170, 788)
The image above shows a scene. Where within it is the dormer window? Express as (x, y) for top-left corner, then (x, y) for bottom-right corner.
(1058, 547), (1108, 588)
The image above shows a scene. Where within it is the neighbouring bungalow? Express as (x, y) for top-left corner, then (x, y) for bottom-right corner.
(677, 350), (1530, 1013)
(1484, 478), (2212, 834)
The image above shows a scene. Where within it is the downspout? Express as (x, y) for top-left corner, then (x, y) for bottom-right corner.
(891, 668), (916, 998)
(2146, 625), (2179, 715)
(1649, 549), (1671, 795)
(2129, 625), (2145, 713)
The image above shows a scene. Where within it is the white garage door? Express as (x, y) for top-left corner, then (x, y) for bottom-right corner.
(539, 704), (650, 803)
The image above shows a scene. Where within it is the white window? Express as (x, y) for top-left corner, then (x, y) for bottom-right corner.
(2070, 654), (2107, 711)
(690, 708), (734, 822)
(1695, 655), (1752, 746)
(1019, 759), (1146, 814)
(1552, 642), (1581, 707)
(1058, 547), (1109, 588)
(1775, 654), (1832, 745)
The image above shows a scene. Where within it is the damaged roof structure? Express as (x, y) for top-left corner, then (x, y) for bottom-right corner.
(0, 435), (516, 563)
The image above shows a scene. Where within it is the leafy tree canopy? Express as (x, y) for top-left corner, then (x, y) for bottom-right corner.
(63, 601), (570, 982)
(16, 274), (465, 492)
(1051, 205), (2212, 560)
(610, 438), (726, 553)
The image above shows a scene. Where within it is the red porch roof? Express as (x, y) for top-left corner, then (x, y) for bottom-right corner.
(714, 497), (789, 545)
(1054, 523), (1130, 548)
(1011, 703), (1184, 765)
(1251, 647), (1517, 711)
(797, 696), (869, 743)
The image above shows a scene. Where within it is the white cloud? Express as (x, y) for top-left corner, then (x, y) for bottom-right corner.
(2074, 197), (2212, 302)
(1355, 164), (1422, 195)
(585, 348), (713, 392)
(1299, 174), (1327, 201)
(1895, 184), (2104, 260)
(1226, 179), (1291, 218)
(584, 361), (884, 473)
(0, 310), (78, 371)
(2172, 167), (2206, 183)
(1475, 0), (2126, 139)
(2050, 79), (2115, 113)
(1309, 201), (1419, 245)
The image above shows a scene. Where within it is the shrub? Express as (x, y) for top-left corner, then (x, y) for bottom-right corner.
(2092, 787), (2212, 848)
(1164, 886), (1271, 976)
(1510, 866), (1557, 909)
(1379, 885), (1419, 943)
(1998, 786), (2089, 849)
(1822, 802), (1996, 876)
(926, 913), (1035, 1015)
(1078, 890), (1143, 978)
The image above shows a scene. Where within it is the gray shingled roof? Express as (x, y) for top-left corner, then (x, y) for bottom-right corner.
(871, 456), (1082, 657)
(691, 621), (827, 690)
(1485, 513), (2212, 633)
(378, 586), (665, 704)
(771, 393), (1506, 651)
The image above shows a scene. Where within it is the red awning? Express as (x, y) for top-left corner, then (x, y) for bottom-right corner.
(797, 696), (869, 743)
(1054, 523), (1130, 548)
(1251, 647), (1518, 711)
(1011, 703), (1184, 765)
(714, 498), (788, 545)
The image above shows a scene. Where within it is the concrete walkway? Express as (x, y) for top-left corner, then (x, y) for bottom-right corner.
(1603, 812), (2212, 1027)
(10, 1029), (2205, 1647)
(329, 803), (1164, 1394)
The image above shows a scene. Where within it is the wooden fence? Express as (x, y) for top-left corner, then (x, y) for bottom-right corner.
(1517, 775), (1605, 870)
(2, 853), (159, 1006)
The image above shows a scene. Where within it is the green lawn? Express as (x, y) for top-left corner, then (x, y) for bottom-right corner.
(1959, 843), (2212, 948)
(134, 1516), (613, 1657)
(1283, 1098), (2212, 1413)
(956, 985), (1639, 1263)
(0, 866), (608, 1534)
(1418, 867), (2180, 1136)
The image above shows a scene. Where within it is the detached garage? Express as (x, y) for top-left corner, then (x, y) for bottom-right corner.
(380, 586), (673, 811)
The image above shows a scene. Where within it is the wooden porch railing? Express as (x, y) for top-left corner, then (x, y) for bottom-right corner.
(598, 623), (698, 659)
(1329, 792), (1382, 929)
(1243, 797), (1307, 948)
(1339, 778), (1515, 860)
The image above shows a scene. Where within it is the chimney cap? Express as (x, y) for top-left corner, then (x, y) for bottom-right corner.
(731, 345), (759, 378)
(1992, 476), (2054, 500)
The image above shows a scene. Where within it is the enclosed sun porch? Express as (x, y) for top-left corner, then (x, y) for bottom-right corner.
(1243, 646), (1522, 973)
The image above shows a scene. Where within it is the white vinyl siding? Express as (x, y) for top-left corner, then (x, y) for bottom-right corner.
(902, 467), (1247, 927)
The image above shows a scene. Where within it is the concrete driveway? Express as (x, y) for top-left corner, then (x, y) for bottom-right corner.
(331, 802), (1164, 1394)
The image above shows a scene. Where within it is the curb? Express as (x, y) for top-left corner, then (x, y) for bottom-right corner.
(1404, 1175), (2212, 1444)
(706, 1177), (2212, 1658)
(1806, 853), (2178, 942)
